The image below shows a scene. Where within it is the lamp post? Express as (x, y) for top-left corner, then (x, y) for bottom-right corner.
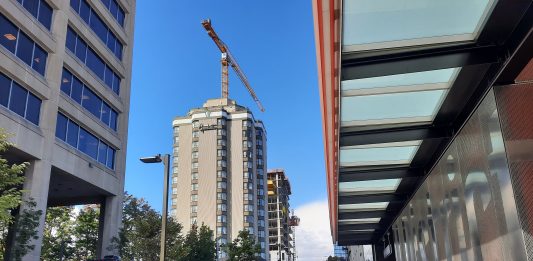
(140, 154), (171, 261)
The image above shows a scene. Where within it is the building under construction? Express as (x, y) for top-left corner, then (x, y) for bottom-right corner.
(268, 169), (298, 261)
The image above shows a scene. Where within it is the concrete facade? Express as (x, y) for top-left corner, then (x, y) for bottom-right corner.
(0, 0), (135, 259)
(172, 98), (269, 260)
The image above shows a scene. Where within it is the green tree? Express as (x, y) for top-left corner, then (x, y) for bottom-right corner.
(179, 224), (215, 261)
(72, 206), (99, 260)
(41, 206), (74, 260)
(327, 256), (340, 261)
(224, 230), (261, 261)
(9, 199), (42, 260)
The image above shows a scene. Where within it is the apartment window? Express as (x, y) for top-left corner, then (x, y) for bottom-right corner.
(191, 217), (197, 225)
(217, 160), (226, 167)
(192, 121), (200, 128)
(216, 226), (227, 235)
(217, 204), (227, 212)
(257, 159), (263, 166)
(191, 194), (198, 202)
(257, 140), (263, 146)
(0, 14), (48, 75)
(173, 147), (179, 154)
(172, 198), (177, 205)
(258, 220), (265, 227)
(246, 227), (254, 235)
(172, 188), (177, 194)
(174, 136), (179, 144)
(242, 120), (251, 127)
(217, 181), (227, 189)
(99, 0), (125, 26)
(191, 162), (198, 169)
(172, 177), (177, 184)
(258, 199), (265, 206)
(217, 171), (226, 178)
(258, 179), (264, 186)
(217, 192), (227, 200)
(244, 215), (254, 223)
(70, 0), (123, 59)
(217, 215), (227, 223)
(258, 231), (265, 237)
(191, 205), (197, 213)
(173, 157), (179, 165)
(217, 118), (226, 126)
(258, 210), (265, 217)
(258, 189), (264, 196)
(191, 173), (198, 180)
(65, 27), (121, 94)
(173, 126), (179, 134)
(245, 182), (253, 190)
(192, 131), (199, 138)
(244, 193), (253, 201)
(191, 183), (198, 191)
(192, 141), (199, 148)
(192, 151), (198, 159)
(217, 129), (226, 136)
(217, 149), (226, 157)
(217, 139), (226, 146)
(243, 161), (252, 169)
(217, 238), (227, 245)
(61, 68), (118, 130)
(257, 149), (263, 156)
(243, 172), (252, 179)
(16, 0), (53, 30)
(0, 73), (41, 125)
(243, 141), (252, 148)
(56, 113), (115, 169)
(257, 169), (264, 176)
(173, 167), (178, 174)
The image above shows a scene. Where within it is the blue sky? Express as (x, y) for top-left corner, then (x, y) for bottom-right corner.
(125, 1), (326, 213)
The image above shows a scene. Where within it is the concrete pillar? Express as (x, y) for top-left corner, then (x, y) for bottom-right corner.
(97, 194), (123, 257)
(19, 160), (52, 261)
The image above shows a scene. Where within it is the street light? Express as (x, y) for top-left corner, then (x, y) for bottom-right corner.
(140, 153), (170, 261)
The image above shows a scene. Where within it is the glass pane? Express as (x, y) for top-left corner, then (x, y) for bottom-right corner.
(79, 0), (91, 24)
(66, 27), (77, 53)
(56, 113), (68, 140)
(338, 202), (389, 212)
(32, 44), (47, 76)
(100, 102), (111, 126)
(100, 0), (111, 9)
(109, 0), (118, 18)
(340, 141), (420, 167)
(0, 73), (11, 107)
(117, 8), (125, 26)
(75, 37), (87, 62)
(25, 93), (41, 125)
(114, 41), (122, 60)
(106, 146), (115, 169)
(66, 119), (79, 147)
(112, 74), (120, 94)
(343, 0), (496, 51)
(38, 0), (53, 30)
(81, 87), (102, 118)
(16, 32), (34, 66)
(341, 90), (447, 125)
(0, 14), (18, 53)
(339, 179), (401, 194)
(86, 48), (105, 79)
(342, 68), (458, 93)
(60, 69), (72, 96)
(22, 0), (39, 19)
(90, 15), (108, 44)
(71, 76), (83, 103)
(104, 66), (113, 87)
(79, 128), (98, 159)
(109, 109), (117, 130)
(70, 0), (80, 13)
(8, 82), (27, 117)
(106, 32), (115, 51)
(97, 140), (107, 164)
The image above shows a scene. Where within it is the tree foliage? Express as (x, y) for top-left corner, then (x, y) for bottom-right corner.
(180, 224), (216, 261)
(41, 206), (74, 260)
(72, 206), (100, 260)
(224, 230), (262, 261)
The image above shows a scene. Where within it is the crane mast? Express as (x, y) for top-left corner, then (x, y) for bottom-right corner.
(201, 19), (265, 112)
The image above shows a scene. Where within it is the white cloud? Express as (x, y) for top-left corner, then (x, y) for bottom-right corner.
(294, 200), (333, 261)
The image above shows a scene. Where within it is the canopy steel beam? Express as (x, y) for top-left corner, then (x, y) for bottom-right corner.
(338, 194), (407, 205)
(340, 126), (451, 147)
(339, 167), (422, 182)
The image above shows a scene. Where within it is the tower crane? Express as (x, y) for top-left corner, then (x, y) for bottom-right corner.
(201, 19), (265, 112)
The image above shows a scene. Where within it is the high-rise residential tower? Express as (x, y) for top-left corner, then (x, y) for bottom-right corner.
(0, 0), (135, 259)
(172, 98), (269, 260)
(267, 169), (296, 261)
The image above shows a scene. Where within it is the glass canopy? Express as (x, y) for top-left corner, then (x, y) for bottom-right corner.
(342, 0), (497, 52)
(339, 202), (389, 212)
(340, 141), (421, 167)
(339, 218), (381, 225)
(339, 179), (401, 195)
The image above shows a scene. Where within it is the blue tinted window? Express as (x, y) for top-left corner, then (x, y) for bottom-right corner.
(100, 0), (124, 27)
(117, 9), (125, 26)
(112, 74), (120, 94)
(22, 0), (39, 19)
(106, 33), (115, 52)
(71, 77), (83, 104)
(106, 146), (115, 169)
(56, 113), (68, 140)
(0, 73), (10, 107)
(75, 37), (87, 62)
(16, 32), (34, 66)
(25, 93), (41, 125)
(70, 0), (80, 13)
(60, 69), (72, 95)
(100, 102), (110, 125)
(81, 87), (101, 118)
(86, 48), (105, 79)
(109, 109), (117, 130)
(104, 66), (113, 87)
(66, 27), (76, 52)
(109, 1), (118, 18)
(114, 41), (122, 60)
(97, 141), (107, 164)
(101, 0), (111, 8)
(8, 82), (27, 117)
(79, 128), (98, 159)
(90, 15), (108, 43)
(79, 0), (91, 24)
(66, 119), (79, 147)
(38, 1), (53, 30)
(32, 44), (47, 75)
(0, 15), (18, 52)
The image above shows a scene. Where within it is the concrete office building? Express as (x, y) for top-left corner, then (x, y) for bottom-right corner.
(0, 0), (135, 259)
(314, 0), (533, 260)
(172, 98), (269, 260)
(267, 169), (295, 261)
